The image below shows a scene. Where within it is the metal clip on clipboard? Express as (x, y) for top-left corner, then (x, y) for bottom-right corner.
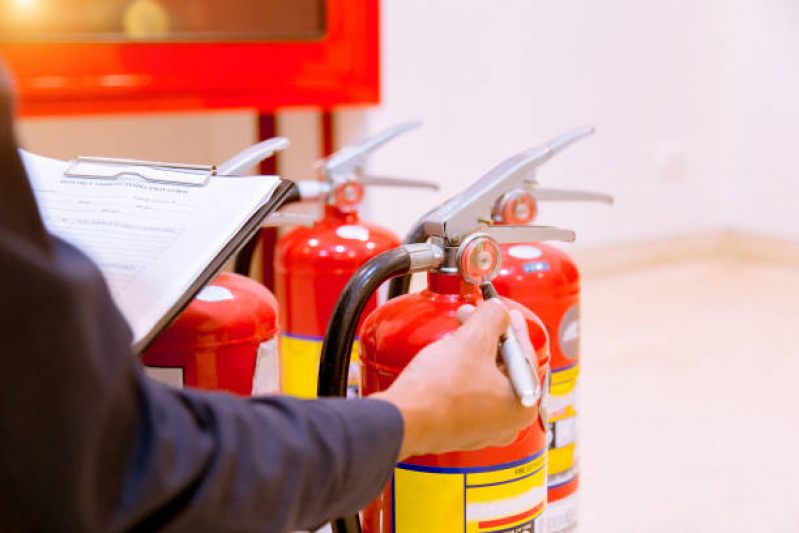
(63, 136), (291, 187)
(62, 137), (311, 230)
(65, 157), (218, 187)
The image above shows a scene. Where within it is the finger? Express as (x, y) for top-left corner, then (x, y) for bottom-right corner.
(453, 299), (510, 358)
(456, 304), (476, 325)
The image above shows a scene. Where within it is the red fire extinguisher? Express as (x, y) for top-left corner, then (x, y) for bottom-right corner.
(141, 272), (280, 395)
(275, 122), (438, 398)
(141, 137), (299, 396)
(389, 127), (612, 532)
(317, 137), (578, 533)
(490, 127), (613, 533)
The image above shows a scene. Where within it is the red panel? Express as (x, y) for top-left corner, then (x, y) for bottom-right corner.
(0, 0), (379, 116)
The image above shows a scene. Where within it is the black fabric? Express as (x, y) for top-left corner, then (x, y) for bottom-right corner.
(0, 70), (403, 532)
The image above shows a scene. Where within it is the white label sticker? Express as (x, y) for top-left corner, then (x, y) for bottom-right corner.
(336, 225), (370, 241)
(196, 285), (235, 303)
(559, 305), (580, 360)
(144, 366), (185, 389)
(554, 417), (577, 449)
(561, 320), (580, 345)
(252, 338), (279, 396)
(508, 245), (543, 260)
(547, 491), (579, 533)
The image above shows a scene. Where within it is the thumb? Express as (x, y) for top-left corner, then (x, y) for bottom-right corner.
(453, 298), (510, 357)
(456, 304), (476, 325)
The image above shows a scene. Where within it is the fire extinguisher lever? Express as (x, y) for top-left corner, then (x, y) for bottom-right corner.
(321, 121), (421, 180)
(358, 174), (439, 191)
(293, 122), (437, 209)
(483, 225), (576, 245)
(216, 137), (290, 176)
(422, 126), (594, 244)
(530, 187), (614, 205)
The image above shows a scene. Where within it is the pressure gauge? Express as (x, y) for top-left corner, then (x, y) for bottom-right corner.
(457, 233), (502, 284)
(493, 188), (537, 225)
(333, 180), (365, 212)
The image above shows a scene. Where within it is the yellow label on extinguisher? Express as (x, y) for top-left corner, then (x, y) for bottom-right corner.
(547, 363), (580, 488)
(393, 451), (547, 532)
(279, 333), (361, 398)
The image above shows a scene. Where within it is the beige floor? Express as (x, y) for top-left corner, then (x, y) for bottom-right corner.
(579, 258), (799, 532)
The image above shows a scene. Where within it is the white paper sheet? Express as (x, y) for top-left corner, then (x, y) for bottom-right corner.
(21, 150), (281, 347)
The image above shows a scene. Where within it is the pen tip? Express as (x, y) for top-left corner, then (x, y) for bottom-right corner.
(520, 394), (537, 408)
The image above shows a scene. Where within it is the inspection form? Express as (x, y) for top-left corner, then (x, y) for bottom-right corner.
(21, 150), (281, 350)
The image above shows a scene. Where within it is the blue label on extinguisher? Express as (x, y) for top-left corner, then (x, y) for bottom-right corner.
(522, 261), (549, 274)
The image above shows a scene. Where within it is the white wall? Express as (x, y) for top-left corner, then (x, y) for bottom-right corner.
(726, 0), (799, 240)
(14, 0), (799, 248)
(340, 0), (738, 249)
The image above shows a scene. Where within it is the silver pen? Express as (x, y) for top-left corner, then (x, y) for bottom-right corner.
(480, 281), (542, 407)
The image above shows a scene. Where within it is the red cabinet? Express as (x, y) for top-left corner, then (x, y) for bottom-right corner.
(0, 0), (379, 116)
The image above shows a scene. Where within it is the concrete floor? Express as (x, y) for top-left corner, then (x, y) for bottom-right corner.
(579, 258), (799, 532)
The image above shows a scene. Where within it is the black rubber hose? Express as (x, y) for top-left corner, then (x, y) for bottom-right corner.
(318, 247), (412, 397)
(317, 248), (413, 533)
(232, 182), (302, 277)
(386, 218), (428, 300)
(329, 515), (363, 533)
(232, 234), (259, 277)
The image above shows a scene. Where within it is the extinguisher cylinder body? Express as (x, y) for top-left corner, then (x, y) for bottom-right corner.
(492, 241), (581, 532)
(275, 204), (401, 398)
(141, 272), (279, 396)
(360, 273), (550, 533)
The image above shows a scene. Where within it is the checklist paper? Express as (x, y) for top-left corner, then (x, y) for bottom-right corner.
(21, 150), (282, 352)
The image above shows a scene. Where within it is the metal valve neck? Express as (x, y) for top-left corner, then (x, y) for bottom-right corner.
(430, 244), (460, 276)
(426, 272), (481, 296)
(323, 203), (360, 223)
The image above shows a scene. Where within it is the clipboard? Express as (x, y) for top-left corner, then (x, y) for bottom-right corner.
(64, 156), (298, 355)
(22, 149), (297, 356)
(133, 177), (296, 355)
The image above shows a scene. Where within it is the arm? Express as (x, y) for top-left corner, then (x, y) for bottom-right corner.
(0, 231), (402, 533)
(0, 63), (401, 532)
(0, 61), (535, 533)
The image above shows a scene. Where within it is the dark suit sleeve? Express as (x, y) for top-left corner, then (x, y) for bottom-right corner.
(0, 64), (403, 532)
(0, 64), (403, 531)
(0, 228), (403, 532)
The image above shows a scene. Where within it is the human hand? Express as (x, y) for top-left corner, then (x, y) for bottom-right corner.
(373, 299), (540, 460)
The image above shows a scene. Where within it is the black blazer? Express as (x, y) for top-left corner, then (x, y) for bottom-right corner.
(0, 68), (402, 532)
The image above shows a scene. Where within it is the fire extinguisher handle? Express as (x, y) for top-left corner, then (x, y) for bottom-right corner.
(321, 121), (421, 178)
(216, 137), (290, 176)
(530, 186), (615, 205)
(421, 126), (594, 242)
(359, 174), (440, 191)
(484, 225), (576, 245)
